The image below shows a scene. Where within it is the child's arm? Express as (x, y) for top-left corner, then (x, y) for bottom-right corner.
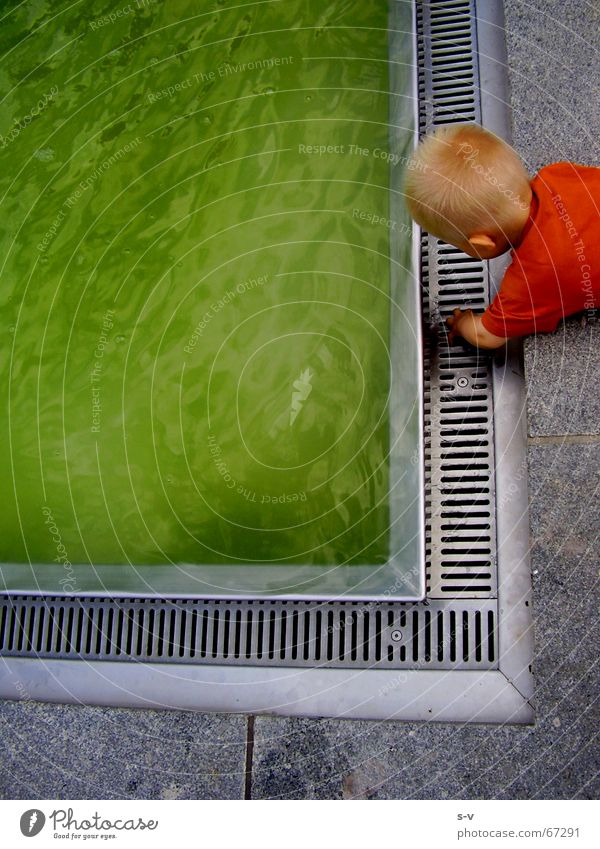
(446, 308), (508, 349)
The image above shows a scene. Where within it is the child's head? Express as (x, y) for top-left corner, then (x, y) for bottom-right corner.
(404, 123), (531, 259)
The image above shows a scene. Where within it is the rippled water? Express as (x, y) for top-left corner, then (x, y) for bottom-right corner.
(0, 0), (417, 574)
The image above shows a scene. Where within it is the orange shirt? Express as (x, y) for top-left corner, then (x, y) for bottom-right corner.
(481, 162), (600, 338)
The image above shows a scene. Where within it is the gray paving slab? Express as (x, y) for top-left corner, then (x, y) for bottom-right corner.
(524, 318), (600, 436)
(250, 443), (600, 799)
(497, 0), (599, 447)
(527, 443), (600, 756)
(503, 0), (600, 173)
(0, 702), (247, 800)
(504, 0), (600, 436)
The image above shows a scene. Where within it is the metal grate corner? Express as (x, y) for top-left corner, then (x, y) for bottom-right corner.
(0, 2), (529, 705)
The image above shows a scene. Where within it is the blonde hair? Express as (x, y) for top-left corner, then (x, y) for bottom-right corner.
(403, 123), (530, 245)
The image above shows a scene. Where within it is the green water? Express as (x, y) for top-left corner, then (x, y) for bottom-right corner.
(0, 0), (415, 571)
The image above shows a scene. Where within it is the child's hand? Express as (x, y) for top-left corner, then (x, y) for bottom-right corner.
(446, 308), (468, 346)
(446, 308), (508, 350)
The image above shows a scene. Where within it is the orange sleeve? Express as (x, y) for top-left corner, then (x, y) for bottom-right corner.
(480, 264), (561, 338)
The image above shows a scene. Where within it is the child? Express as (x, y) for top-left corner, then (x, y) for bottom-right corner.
(404, 123), (600, 348)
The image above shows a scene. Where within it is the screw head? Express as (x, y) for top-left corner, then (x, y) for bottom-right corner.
(457, 376), (469, 388)
(391, 629), (402, 642)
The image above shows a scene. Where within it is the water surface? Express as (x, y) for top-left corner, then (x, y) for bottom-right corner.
(0, 0), (417, 575)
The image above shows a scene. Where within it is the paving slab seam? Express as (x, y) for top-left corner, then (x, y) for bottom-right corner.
(527, 435), (600, 446)
(244, 716), (255, 800)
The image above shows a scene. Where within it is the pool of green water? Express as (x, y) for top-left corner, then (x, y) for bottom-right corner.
(0, 0), (420, 593)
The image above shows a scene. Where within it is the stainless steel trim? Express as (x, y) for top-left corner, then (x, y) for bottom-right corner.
(477, 0), (534, 702)
(0, 658), (533, 724)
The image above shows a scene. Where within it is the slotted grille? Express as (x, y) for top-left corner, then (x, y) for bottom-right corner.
(424, 244), (496, 597)
(426, 242), (496, 597)
(0, 596), (496, 670)
(416, 0), (479, 128)
(417, 0), (496, 598)
(0, 0), (499, 673)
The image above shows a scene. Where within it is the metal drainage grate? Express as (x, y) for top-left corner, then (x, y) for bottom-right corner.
(0, 0), (533, 722)
(425, 238), (497, 598)
(416, 0), (480, 129)
(0, 597), (496, 670)
(418, 0), (496, 600)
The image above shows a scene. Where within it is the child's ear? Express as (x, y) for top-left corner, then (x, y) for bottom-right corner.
(468, 233), (496, 250)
